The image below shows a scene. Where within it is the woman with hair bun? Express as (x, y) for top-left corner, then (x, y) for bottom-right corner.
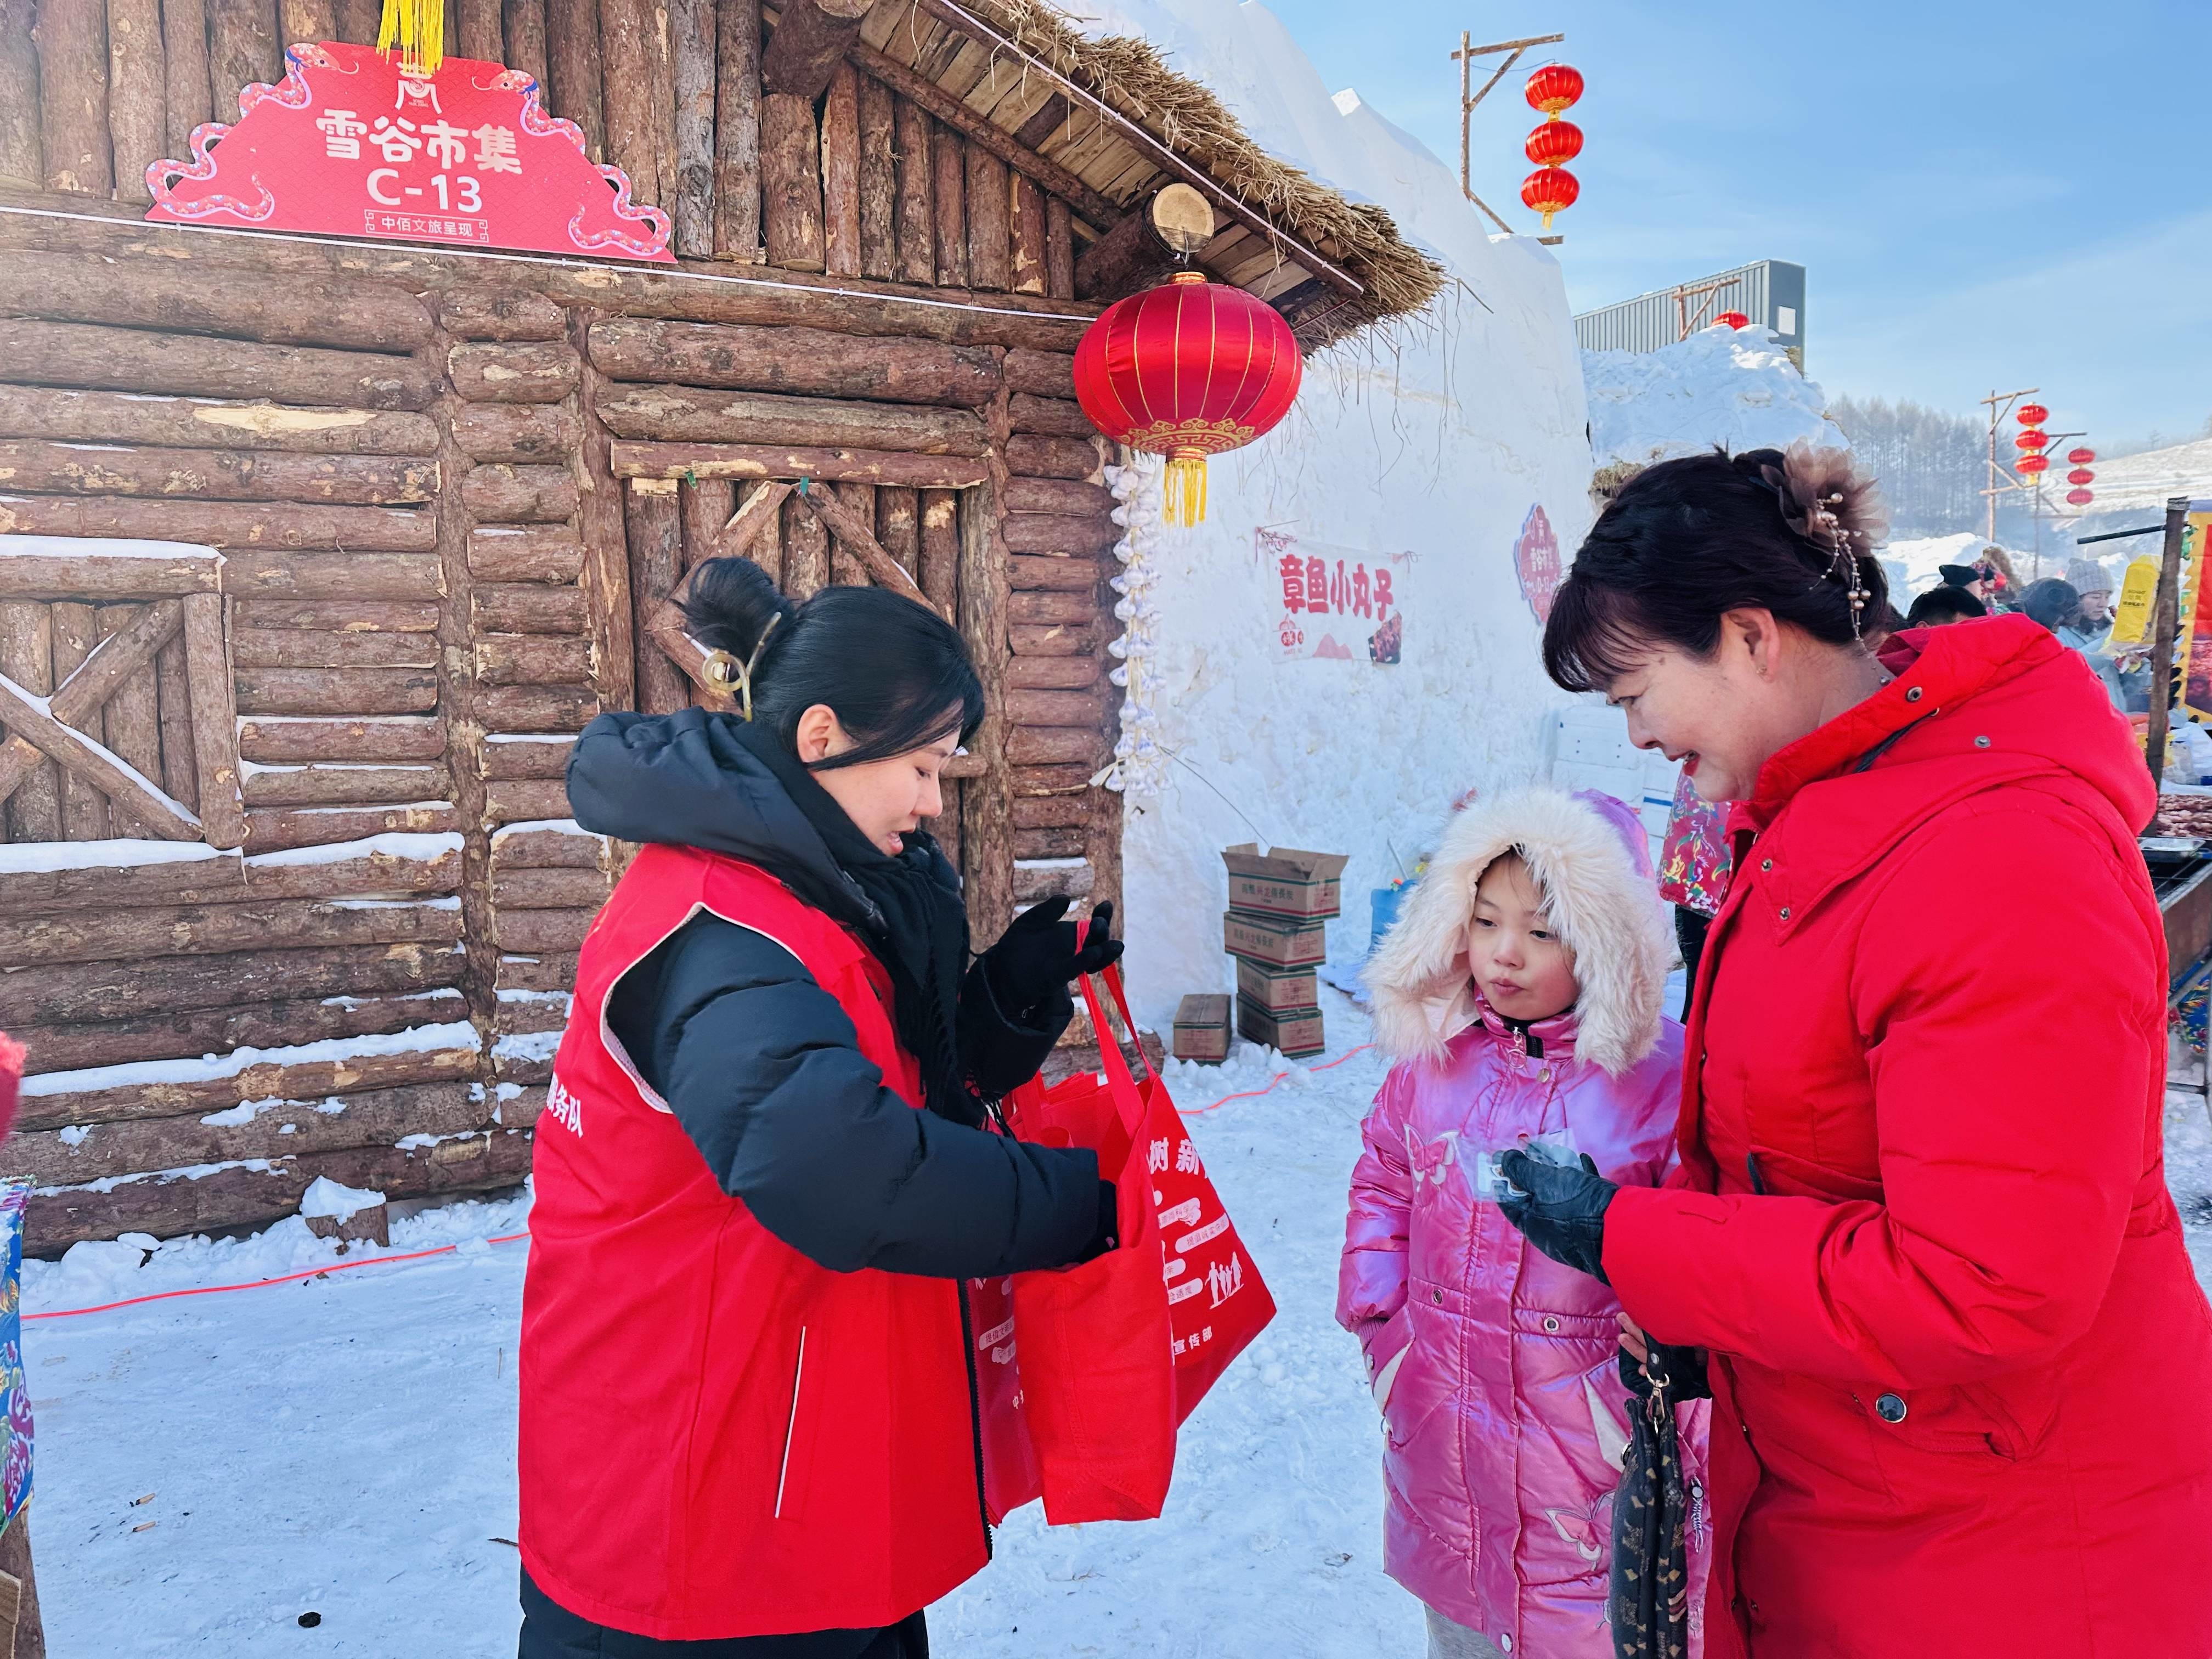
(516, 560), (1122, 1658)
(1494, 444), (2212, 1655)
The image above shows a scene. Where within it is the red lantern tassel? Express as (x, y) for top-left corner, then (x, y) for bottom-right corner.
(1165, 454), (1209, 527)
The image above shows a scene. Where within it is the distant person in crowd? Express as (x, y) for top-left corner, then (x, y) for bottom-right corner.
(2020, 577), (2083, 633)
(1905, 586), (1987, 628)
(1344, 786), (1703, 1659)
(2049, 565), (2130, 712)
(2067, 558), (2115, 632)
(1938, 555), (2003, 602)
(1502, 442), (2212, 1656)
(517, 559), (1123, 1659)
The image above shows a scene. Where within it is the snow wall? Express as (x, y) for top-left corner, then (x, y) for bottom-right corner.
(1584, 325), (1847, 472)
(1072, 2), (1597, 1029)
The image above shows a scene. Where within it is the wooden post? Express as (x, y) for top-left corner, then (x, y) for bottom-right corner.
(33, 0), (111, 195)
(502, 0), (548, 87)
(669, 0), (715, 258)
(571, 307), (637, 718)
(919, 487), (958, 619)
(49, 603), (110, 839)
(877, 486), (919, 577)
(0, 1510), (46, 1659)
(453, 0), (501, 61)
(740, 480), (786, 588)
(857, 72), (896, 281)
(207, 0), (281, 109)
(183, 592), (249, 848)
(546, 0), (605, 162)
(1045, 197), (1075, 300)
(105, 0), (163, 204)
(0, 0), (41, 187)
(679, 476), (736, 573)
(965, 144), (1011, 292)
(961, 426), (1014, 941)
(759, 92), (825, 271)
(793, 482), (943, 615)
(820, 61), (861, 278)
(827, 481), (869, 586)
(759, 0), (869, 100)
(0, 602), (61, 840)
(162, 0), (213, 154)
(782, 491), (830, 598)
(156, 632), (199, 810)
(2148, 496), (2192, 783)
(98, 604), (163, 837)
(713, 0), (761, 258)
(1075, 204), (1175, 302)
(1009, 173), (1047, 296)
(599, 0), (666, 209)
(891, 95), (933, 286)
(931, 124), (967, 287)
(334, 0), (380, 42)
(627, 482), (689, 715)
(279, 0), (338, 43)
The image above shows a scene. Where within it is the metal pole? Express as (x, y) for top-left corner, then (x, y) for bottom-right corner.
(2147, 495), (2192, 784)
(1459, 31), (1471, 200)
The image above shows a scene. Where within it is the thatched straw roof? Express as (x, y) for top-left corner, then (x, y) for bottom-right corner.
(861, 0), (1447, 345)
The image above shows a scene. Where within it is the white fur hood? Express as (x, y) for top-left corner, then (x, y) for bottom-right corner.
(1366, 785), (1672, 1076)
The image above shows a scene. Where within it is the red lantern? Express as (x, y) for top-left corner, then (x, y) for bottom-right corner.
(1524, 119), (1583, 167)
(1521, 166), (1579, 230)
(2017, 454), (2050, 476)
(2068, 447), (2095, 465)
(2067, 488), (2095, 507)
(2017, 403), (2049, 425)
(1525, 64), (1584, 119)
(1073, 272), (1301, 528)
(2016, 429), (2049, 451)
(2068, 467), (2095, 486)
(1714, 311), (1750, 329)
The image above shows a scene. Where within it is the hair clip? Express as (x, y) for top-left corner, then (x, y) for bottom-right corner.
(700, 611), (782, 721)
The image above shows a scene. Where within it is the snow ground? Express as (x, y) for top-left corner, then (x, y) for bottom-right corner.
(27, 991), (2212, 1657)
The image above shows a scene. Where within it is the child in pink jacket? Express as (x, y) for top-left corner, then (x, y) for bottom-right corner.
(1339, 786), (1707, 1659)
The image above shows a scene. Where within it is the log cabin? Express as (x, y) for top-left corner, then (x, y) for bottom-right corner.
(0, 0), (1441, 1251)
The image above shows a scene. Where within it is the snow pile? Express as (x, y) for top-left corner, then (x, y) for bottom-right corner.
(298, 1177), (383, 1223)
(1583, 325), (1848, 471)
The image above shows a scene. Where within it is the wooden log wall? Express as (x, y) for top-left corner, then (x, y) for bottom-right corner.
(0, 195), (1124, 1251)
(5, 0), (1104, 304)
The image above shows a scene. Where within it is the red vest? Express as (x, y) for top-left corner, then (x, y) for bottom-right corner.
(517, 844), (988, 1641)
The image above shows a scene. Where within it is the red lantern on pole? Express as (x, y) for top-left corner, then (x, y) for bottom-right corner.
(2017, 403), (2049, 425)
(1714, 311), (1750, 329)
(2016, 429), (2049, 451)
(2068, 467), (2095, 486)
(2067, 488), (2095, 507)
(1525, 64), (1584, 119)
(1521, 167), (1579, 230)
(1524, 120), (1583, 168)
(2068, 447), (2096, 466)
(1073, 272), (1302, 528)
(2017, 454), (2050, 476)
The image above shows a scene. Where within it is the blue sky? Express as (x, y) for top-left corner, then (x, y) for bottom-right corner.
(1257, 0), (2211, 450)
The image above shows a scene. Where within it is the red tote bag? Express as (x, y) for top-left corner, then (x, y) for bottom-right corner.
(1003, 967), (1277, 1523)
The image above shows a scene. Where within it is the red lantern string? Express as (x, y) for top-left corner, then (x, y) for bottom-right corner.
(1714, 312), (1750, 329)
(1524, 120), (1583, 168)
(1525, 64), (1584, 118)
(2016, 430), (2049, 451)
(2017, 454), (2050, 476)
(1072, 272), (1301, 528)
(2016, 403), (2049, 425)
(2068, 468), (2095, 486)
(2067, 488), (2095, 507)
(1520, 166), (1579, 231)
(2068, 447), (2096, 466)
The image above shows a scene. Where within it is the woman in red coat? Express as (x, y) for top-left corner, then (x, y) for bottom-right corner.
(1500, 445), (2212, 1657)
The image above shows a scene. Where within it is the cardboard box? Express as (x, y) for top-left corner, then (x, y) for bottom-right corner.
(1171, 993), (1233, 1064)
(1223, 910), (1327, 968)
(1237, 996), (1325, 1058)
(1221, 844), (1351, 920)
(1235, 956), (1319, 1015)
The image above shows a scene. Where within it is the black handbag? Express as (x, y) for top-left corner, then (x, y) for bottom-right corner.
(1609, 1345), (1706, 1659)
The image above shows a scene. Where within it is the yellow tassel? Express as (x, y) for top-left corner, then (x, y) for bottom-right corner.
(378, 0), (443, 76)
(1164, 455), (1208, 527)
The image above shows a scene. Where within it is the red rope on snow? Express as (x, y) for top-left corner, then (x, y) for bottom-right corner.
(24, 1230), (533, 1322)
(25, 1044), (1383, 1321)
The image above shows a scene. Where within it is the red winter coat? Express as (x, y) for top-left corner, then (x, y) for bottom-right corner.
(518, 847), (988, 1640)
(1605, 616), (2212, 1657)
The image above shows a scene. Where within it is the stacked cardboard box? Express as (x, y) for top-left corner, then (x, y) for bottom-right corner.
(1221, 844), (1347, 1059)
(1172, 994), (1233, 1064)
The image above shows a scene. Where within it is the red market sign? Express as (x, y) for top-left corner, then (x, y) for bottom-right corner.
(146, 41), (673, 262)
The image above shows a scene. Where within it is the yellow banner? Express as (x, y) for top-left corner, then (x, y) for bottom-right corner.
(2111, 556), (2160, 646)
(2181, 511), (2212, 718)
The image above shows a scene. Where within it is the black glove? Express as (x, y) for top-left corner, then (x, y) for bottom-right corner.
(958, 900), (1122, 1098)
(1497, 1148), (1618, 1284)
(981, 897), (1122, 1020)
(1620, 1338), (1712, 1402)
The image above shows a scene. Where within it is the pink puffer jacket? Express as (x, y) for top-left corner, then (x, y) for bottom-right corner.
(1339, 787), (1708, 1656)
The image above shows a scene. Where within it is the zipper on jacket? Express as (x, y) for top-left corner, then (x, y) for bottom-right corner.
(956, 1288), (995, 1560)
(774, 1327), (808, 1520)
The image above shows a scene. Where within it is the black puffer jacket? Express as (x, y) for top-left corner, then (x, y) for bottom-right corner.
(565, 708), (1108, 1279)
